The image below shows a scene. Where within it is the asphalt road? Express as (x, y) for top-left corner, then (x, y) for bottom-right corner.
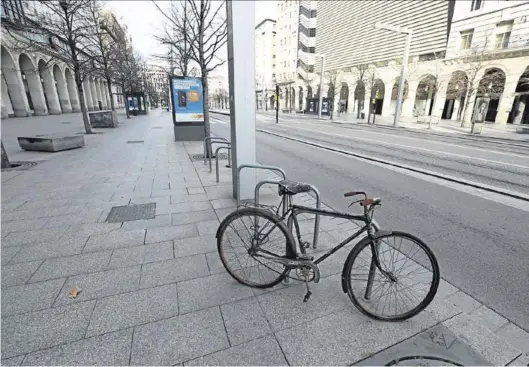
(210, 112), (529, 331)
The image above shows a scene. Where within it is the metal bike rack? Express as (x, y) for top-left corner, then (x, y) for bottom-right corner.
(203, 137), (229, 165)
(253, 179), (321, 249)
(208, 141), (231, 172)
(215, 146), (232, 182)
(236, 164), (286, 206)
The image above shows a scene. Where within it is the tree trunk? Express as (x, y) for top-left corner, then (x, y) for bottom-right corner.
(74, 71), (93, 134)
(460, 88), (471, 128)
(122, 83), (130, 119)
(106, 76), (115, 111)
(1, 140), (11, 169)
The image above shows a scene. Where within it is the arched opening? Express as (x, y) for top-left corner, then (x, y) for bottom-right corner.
(298, 86), (303, 111)
(290, 87), (295, 112)
(390, 78), (409, 115)
(339, 82), (349, 113)
(284, 87), (289, 111)
(354, 80), (365, 118)
(442, 71), (468, 120)
(307, 85), (313, 98)
(370, 79), (385, 115)
(508, 66), (529, 124)
(414, 74), (437, 117)
(1, 46), (27, 117)
(476, 68), (505, 122)
(269, 94), (275, 110)
(64, 68), (79, 111)
(19, 53), (42, 113)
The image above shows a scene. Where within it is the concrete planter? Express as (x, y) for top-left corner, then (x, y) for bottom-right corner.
(89, 110), (118, 128)
(18, 135), (85, 152)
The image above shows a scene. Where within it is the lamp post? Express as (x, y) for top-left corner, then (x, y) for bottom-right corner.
(374, 23), (412, 127)
(313, 53), (326, 119)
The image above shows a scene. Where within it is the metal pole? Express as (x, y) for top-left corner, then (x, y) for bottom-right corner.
(275, 84), (279, 123)
(394, 32), (412, 127)
(318, 55), (325, 119)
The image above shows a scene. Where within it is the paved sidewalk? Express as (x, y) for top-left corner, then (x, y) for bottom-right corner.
(1, 110), (528, 365)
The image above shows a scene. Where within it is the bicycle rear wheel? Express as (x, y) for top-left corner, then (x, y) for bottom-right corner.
(343, 231), (439, 321)
(217, 207), (294, 288)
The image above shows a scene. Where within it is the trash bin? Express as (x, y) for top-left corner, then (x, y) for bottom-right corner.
(361, 112), (365, 119)
(132, 109), (138, 116)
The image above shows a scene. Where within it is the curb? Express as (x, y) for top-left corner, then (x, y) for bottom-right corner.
(257, 128), (529, 203)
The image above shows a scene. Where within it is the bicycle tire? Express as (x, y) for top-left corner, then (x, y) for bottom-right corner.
(217, 207), (295, 288)
(342, 231), (440, 321)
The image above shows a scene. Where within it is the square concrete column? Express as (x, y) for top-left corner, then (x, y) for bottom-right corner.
(227, 0), (257, 200)
(90, 80), (98, 110)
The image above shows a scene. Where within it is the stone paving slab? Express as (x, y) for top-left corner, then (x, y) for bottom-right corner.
(1, 301), (96, 359)
(85, 283), (179, 337)
(140, 254), (209, 289)
(1, 260), (43, 288)
(131, 306), (229, 366)
(220, 297), (272, 346)
(22, 328), (133, 366)
(108, 241), (174, 268)
(1, 278), (66, 317)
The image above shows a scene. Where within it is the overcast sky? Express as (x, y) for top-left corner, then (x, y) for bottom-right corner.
(105, 1), (277, 62)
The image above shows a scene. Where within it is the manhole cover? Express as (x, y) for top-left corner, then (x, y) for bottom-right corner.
(190, 153), (229, 161)
(61, 122), (72, 124)
(127, 140), (144, 144)
(356, 324), (490, 366)
(1, 161), (39, 172)
(106, 203), (156, 223)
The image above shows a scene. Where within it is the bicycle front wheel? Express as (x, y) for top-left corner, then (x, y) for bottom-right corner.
(217, 207), (294, 288)
(343, 231), (439, 321)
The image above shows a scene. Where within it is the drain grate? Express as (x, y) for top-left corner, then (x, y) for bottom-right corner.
(106, 203), (156, 223)
(127, 140), (144, 144)
(190, 153), (228, 161)
(1, 161), (39, 172)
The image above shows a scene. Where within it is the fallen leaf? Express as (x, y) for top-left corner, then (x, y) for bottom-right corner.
(69, 286), (82, 298)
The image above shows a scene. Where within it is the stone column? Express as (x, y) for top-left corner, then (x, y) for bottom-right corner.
(83, 79), (94, 111)
(363, 93), (371, 120)
(401, 81), (418, 119)
(53, 69), (72, 113)
(496, 73), (519, 125)
(513, 98), (526, 125)
(381, 83), (393, 117)
(89, 79), (98, 110)
(1, 73), (14, 118)
(347, 83), (356, 115)
(451, 99), (460, 121)
(40, 69), (62, 114)
(24, 70), (48, 116)
(431, 82), (447, 121)
(94, 80), (102, 109)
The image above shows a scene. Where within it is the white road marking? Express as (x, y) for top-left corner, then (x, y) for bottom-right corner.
(279, 124), (529, 170)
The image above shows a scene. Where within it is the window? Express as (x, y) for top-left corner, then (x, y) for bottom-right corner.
(471, 0), (482, 11)
(273, 54), (276, 59)
(460, 30), (473, 50)
(495, 21), (513, 49)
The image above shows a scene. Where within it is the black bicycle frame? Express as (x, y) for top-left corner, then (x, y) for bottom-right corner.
(284, 205), (372, 262)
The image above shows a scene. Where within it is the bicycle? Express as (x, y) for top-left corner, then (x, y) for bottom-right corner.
(216, 179), (440, 321)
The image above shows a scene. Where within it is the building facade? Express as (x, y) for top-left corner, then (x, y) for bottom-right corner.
(1, 0), (125, 119)
(144, 63), (169, 107)
(255, 18), (276, 110)
(291, 0), (529, 125)
(275, 0), (299, 110)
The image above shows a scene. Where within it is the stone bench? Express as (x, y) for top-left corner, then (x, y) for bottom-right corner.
(89, 110), (118, 128)
(18, 135), (85, 152)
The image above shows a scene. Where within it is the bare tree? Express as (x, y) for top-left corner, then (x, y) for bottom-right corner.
(154, 0), (227, 156)
(353, 63), (379, 121)
(326, 70), (341, 120)
(6, 0), (103, 133)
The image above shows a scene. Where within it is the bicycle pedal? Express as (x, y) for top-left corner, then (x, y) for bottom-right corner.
(303, 291), (312, 302)
(301, 241), (311, 249)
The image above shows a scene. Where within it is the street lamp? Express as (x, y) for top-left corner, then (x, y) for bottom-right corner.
(313, 53), (326, 119)
(374, 23), (412, 127)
